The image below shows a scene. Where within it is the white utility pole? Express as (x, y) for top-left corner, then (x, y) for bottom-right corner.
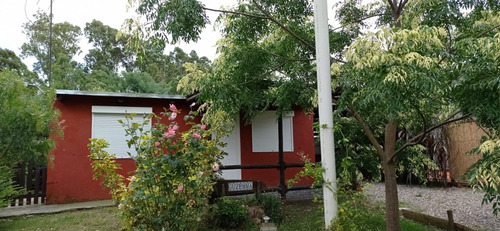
(313, 0), (337, 229)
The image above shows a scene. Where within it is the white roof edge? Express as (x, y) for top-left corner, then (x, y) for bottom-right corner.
(55, 89), (186, 100)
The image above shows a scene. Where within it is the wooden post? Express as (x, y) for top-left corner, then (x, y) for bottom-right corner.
(26, 160), (34, 205)
(40, 166), (47, 204)
(278, 116), (286, 200)
(256, 181), (262, 198)
(447, 210), (455, 231)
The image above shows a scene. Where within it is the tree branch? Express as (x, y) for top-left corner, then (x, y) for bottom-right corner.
(238, 61), (288, 86)
(412, 102), (428, 144)
(477, 125), (493, 139)
(387, 0), (396, 13)
(257, 50), (315, 63)
(350, 106), (385, 160)
(332, 13), (390, 31)
(0, 142), (12, 160)
(268, 52), (315, 62)
(438, 24), (500, 66)
(476, 24), (500, 38)
(208, 2), (346, 64)
(397, 0), (409, 14)
(250, 0), (316, 52)
(392, 113), (471, 161)
(257, 61), (288, 79)
(437, 26), (455, 66)
(202, 6), (268, 20)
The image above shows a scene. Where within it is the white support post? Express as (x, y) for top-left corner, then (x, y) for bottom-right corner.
(313, 0), (337, 229)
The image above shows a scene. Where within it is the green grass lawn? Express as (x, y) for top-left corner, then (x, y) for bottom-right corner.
(0, 200), (443, 231)
(0, 207), (123, 231)
(278, 201), (443, 231)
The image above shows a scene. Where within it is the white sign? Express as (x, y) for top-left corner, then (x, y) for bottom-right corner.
(228, 181), (253, 192)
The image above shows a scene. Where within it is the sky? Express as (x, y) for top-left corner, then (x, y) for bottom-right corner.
(0, 0), (336, 68)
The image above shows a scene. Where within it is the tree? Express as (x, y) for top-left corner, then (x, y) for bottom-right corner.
(84, 20), (135, 73)
(339, 1), (500, 229)
(127, 1), (500, 230)
(135, 45), (212, 94)
(121, 71), (165, 93)
(50, 54), (88, 90)
(20, 13), (211, 94)
(21, 11), (82, 84)
(82, 20), (212, 94)
(0, 48), (39, 85)
(170, 0), (347, 121)
(0, 69), (61, 206)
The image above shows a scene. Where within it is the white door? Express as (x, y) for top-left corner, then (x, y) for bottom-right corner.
(219, 117), (241, 180)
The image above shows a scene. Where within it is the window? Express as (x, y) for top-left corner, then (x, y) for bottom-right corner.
(91, 106), (152, 158)
(251, 111), (294, 152)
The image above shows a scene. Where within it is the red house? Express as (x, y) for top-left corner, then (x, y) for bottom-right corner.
(47, 90), (315, 204)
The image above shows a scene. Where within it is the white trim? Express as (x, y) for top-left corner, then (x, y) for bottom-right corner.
(219, 116), (242, 180)
(91, 106), (152, 114)
(56, 89), (185, 100)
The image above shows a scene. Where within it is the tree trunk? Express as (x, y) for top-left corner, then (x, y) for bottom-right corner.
(384, 159), (400, 231)
(384, 119), (401, 231)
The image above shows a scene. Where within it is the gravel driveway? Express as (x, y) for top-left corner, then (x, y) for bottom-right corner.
(363, 183), (500, 231)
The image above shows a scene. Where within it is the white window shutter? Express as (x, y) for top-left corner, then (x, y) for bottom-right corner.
(251, 111), (294, 152)
(91, 106), (152, 158)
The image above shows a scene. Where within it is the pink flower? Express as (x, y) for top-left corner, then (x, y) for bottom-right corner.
(171, 124), (179, 131)
(169, 104), (177, 112)
(169, 112), (177, 121)
(201, 125), (207, 130)
(177, 185), (183, 193)
(190, 102), (196, 107)
(163, 129), (176, 138)
(154, 141), (161, 147)
(192, 133), (201, 139)
(212, 162), (220, 172)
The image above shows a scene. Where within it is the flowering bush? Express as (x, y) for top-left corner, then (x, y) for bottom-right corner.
(89, 105), (225, 230)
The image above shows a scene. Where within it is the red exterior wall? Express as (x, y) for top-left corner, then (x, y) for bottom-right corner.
(48, 93), (315, 204)
(47, 94), (191, 204)
(240, 109), (315, 187)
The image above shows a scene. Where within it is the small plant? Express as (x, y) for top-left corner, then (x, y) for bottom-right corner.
(243, 194), (285, 224)
(212, 197), (250, 228)
(287, 152), (324, 190)
(332, 184), (371, 231)
(288, 153), (374, 230)
(258, 194), (284, 224)
(0, 166), (24, 207)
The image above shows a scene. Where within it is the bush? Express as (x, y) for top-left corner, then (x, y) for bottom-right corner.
(213, 197), (249, 228)
(0, 70), (61, 206)
(89, 105), (225, 230)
